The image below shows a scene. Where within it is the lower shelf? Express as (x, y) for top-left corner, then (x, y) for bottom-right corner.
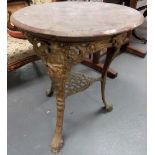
(65, 72), (101, 97)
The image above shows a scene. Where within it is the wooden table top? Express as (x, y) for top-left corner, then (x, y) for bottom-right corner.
(11, 2), (144, 41)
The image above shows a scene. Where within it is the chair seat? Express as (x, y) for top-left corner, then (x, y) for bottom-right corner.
(7, 34), (39, 71)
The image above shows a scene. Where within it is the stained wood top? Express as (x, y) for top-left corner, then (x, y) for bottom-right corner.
(11, 2), (144, 41)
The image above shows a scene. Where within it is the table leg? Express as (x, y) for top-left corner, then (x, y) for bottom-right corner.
(100, 33), (127, 112)
(100, 47), (114, 112)
(26, 33), (126, 153)
(26, 38), (69, 153)
(50, 78), (65, 153)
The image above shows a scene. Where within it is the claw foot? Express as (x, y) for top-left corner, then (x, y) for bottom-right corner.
(50, 134), (64, 153)
(103, 102), (113, 112)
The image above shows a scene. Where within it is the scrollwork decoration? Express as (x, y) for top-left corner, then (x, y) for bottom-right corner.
(25, 32), (127, 153)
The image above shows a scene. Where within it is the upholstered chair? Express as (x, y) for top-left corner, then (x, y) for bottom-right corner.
(7, 0), (56, 72)
(7, 34), (39, 71)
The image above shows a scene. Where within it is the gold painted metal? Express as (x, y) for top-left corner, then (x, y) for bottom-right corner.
(26, 32), (127, 153)
(101, 32), (127, 112)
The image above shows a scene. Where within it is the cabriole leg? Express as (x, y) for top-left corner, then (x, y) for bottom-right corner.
(100, 47), (115, 112)
(50, 79), (66, 153)
(100, 33), (126, 112)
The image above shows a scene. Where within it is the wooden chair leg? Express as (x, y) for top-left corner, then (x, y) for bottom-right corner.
(82, 59), (118, 79)
(93, 52), (100, 64)
(82, 50), (118, 79)
(127, 45), (146, 58)
(121, 35), (147, 58)
(132, 29), (147, 44)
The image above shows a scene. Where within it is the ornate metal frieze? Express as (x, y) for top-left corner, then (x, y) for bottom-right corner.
(25, 32), (127, 153)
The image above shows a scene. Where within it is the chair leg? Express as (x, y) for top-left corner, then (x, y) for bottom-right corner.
(82, 50), (118, 79)
(131, 4), (147, 44)
(143, 10), (147, 18)
(132, 29), (147, 44)
(127, 45), (146, 58)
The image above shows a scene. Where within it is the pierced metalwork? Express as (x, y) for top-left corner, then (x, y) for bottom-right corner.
(26, 32), (127, 153)
(65, 72), (100, 96)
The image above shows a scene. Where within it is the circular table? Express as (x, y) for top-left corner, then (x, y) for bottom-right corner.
(11, 2), (144, 153)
